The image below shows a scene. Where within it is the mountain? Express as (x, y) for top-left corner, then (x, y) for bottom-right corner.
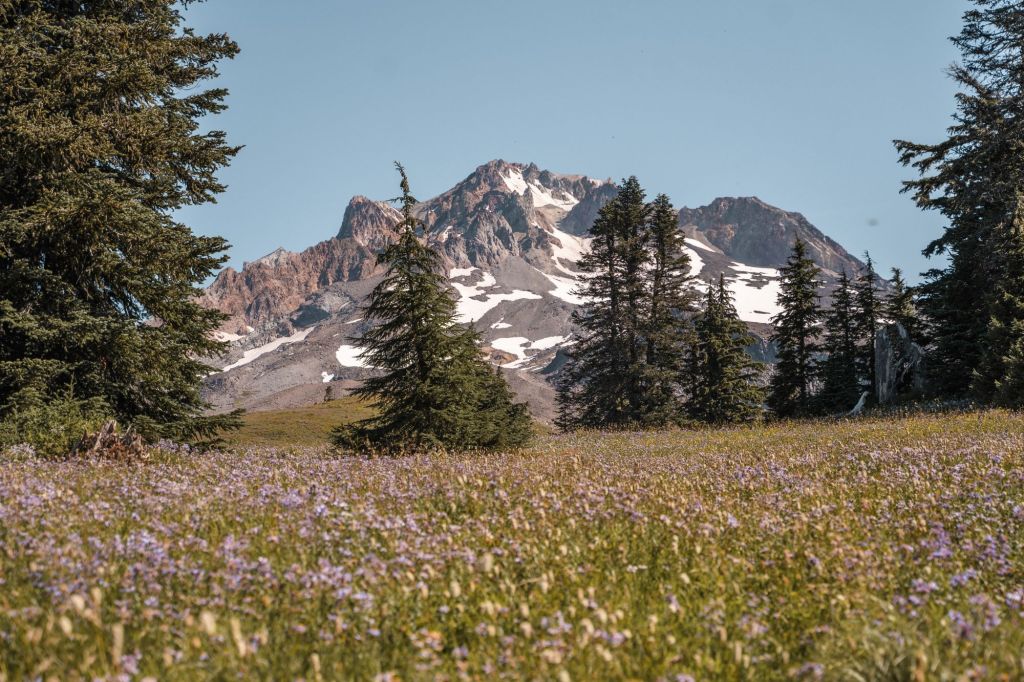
(200, 160), (867, 421)
(678, 197), (860, 274)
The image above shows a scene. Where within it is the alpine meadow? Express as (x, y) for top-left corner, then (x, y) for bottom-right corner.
(2, 1), (1024, 680)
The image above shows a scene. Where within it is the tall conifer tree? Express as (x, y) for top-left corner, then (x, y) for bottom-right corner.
(557, 188), (631, 429)
(895, 0), (1024, 398)
(767, 238), (822, 418)
(973, 192), (1024, 405)
(0, 0), (242, 442)
(885, 267), (920, 340)
(687, 276), (764, 424)
(817, 272), (861, 412)
(612, 178), (652, 421)
(332, 164), (531, 453)
(557, 181), (701, 429)
(640, 194), (700, 424)
(853, 253), (881, 397)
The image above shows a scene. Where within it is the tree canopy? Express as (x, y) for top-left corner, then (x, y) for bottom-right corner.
(0, 0), (242, 443)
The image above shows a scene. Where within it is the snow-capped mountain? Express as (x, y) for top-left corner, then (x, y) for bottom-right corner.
(200, 160), (867, 421)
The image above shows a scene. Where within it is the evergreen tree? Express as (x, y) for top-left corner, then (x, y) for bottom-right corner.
(687, 276), (764, 424)
(557, 180), (701, 429)
(973, 192), (1024, 405)
(640, 194), (700, 424)
(884, 267), (920, 340)
(853, 253), (881, 397)
(332, 164), (531, 453)
(612, 178), (653, 422)
(817, 272), (861, 412)
(0, 0), (242, 443)
(556, 188), (631, 429)
(557, 178), (648, 428)
(767, 238), (822, 418)
(475, 366), (534, 448)
(895, 0), (1024, 398)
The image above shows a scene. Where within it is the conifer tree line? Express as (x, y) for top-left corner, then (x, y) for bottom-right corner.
(766, 240), (908, 418)
(560, 0), (1024, 420)
(685, 276), (764, 425)
(556, 179), (765, 429)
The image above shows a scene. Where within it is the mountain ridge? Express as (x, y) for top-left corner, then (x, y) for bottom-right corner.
(200, 160), (870, 420)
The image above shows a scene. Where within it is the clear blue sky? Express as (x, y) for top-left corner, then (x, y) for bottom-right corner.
(177, 0), (970, 281)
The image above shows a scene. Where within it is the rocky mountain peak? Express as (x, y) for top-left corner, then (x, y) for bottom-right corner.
(411, 160), (620, 270)
(248, 246), (290, 269)
(679, 196), (863, 275)
(337, 195), (402, 251)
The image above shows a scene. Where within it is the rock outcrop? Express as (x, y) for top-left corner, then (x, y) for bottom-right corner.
(200, 199), (401, 333)
(875, 323), (927, 404)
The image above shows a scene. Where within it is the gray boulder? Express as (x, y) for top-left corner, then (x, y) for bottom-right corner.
(875, 322), (926, 404)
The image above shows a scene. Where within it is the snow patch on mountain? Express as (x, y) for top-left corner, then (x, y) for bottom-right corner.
(221, 326), (315, 372)
(493, 335), (571, 368)
(528, 182), (579, 211)
(214, 330), (244, 343)
(683, 245), (706, 279)
(435, 225), (453, 242)
(531, 335), (568, 350)
(336, 344), (369, 368)
(501, 169), (578, 211)
(502, 169), (530, 196)
(321, 371), (335, 383)
(449, 268), (542, 323)
(727, 263), (783, 324)
(545, 225), (591, 273)
(538, 270), (586, 305)
(492, 337), (531, 367)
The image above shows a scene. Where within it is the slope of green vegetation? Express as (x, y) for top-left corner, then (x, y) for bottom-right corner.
(222, 397), (376, 449)
(1, 411), (1022, 679)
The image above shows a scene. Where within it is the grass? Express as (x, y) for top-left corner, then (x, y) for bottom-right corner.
(227, 400), (556, 449)
(222, 397), (375, 448)
(1, 411), (1022, 680)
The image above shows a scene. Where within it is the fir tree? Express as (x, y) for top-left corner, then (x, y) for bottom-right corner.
(640, 194), (700, 424)
(557, 178), (647, 428)
(557, 180), (700, 429)
(895, 0), (1024, 398)
(817, 272), (861, 412)
(556, 190), (630, 429)
(475, 366), (534, 448)
(612, 178), (652, 422)
(884, 267), (920, 340)
(767, 238), (822, 418)
(687, 276), (764, 424)
(332, 164), (531, 453)
(853, 253), (881, 397)
(973, 192), (1024, 405)
(0, 0), (242, 443)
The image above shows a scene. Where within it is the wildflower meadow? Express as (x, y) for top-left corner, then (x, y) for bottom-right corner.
(1, 411), (1023, 680)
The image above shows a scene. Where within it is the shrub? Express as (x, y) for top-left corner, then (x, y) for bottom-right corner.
(0, 389), (110, 459)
